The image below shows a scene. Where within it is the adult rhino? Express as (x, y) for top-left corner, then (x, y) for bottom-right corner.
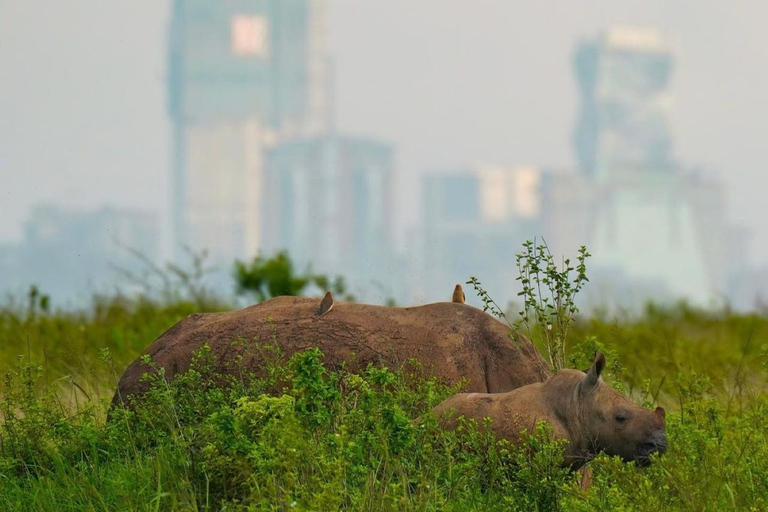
(432, 352), (667, 469)
(113, 296), (551, 406)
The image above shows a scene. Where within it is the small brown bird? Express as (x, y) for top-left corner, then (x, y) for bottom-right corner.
(452, 284), (465, 304)
(316, 291), (334, 317)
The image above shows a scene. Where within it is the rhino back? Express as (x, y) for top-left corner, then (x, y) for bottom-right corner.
(113, 296), (550, 405)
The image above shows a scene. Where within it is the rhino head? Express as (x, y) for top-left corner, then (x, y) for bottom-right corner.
(573, 352), (667, 467)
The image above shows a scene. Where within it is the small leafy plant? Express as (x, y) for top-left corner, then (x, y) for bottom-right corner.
(234, 250), (353, 302)
(514, 239), (590, 372)
(469, 239), (590, 372)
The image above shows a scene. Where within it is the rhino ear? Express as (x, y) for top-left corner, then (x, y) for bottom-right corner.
(582, 351), (605, 391)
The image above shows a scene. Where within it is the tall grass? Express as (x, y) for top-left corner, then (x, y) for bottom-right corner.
(0, 295), (224, 397)
(569, 302), (768, 401)
(0, 293), (766, 511)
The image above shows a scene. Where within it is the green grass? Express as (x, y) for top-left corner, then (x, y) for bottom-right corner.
(569, 302), (768, 400)
(0, 295), (224, 397)
(1, 296), (767, 511)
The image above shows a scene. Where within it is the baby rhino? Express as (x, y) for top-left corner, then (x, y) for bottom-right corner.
(432, 352), (667, 469)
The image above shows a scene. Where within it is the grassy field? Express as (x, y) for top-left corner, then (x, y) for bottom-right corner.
(0, 295), (766, 511)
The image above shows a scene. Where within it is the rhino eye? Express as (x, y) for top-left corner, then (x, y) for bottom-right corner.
(614, 413), (629, 424)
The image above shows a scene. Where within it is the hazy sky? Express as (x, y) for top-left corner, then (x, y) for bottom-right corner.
(2, 1), (767, 263)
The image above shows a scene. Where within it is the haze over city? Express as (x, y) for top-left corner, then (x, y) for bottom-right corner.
(1, 1), (767, 308)
(4, 5), (768, 508)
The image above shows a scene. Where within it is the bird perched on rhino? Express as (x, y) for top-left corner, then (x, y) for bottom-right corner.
(452, 284), (465, 304)
(316, 291), (334, 318)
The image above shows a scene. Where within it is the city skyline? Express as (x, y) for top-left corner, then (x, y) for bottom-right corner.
(2, 1), (767, 307)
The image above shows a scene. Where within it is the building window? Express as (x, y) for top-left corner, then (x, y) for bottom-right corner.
(231, 15), (269, 58)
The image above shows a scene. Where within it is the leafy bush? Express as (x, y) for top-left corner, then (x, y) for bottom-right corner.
(1, 346), (583, 511)
(469, 239), (591, 372)
(2, 334), (767, 511)
(234, 251), (352, 302)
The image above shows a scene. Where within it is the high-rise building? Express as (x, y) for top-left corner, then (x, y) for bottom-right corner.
(261, 134), (394, 298)
(568, 28), (728, 307)
(574, 27), (674, 180)
(420, 166), (542, 304)
(168, 0), (328, 268)
(539, 169), (596, 258)
(587, 172), (726, 304)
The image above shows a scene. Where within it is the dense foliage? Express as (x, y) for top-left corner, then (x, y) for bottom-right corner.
(0, 296), (767, 511)
(234, 250), (352, 303)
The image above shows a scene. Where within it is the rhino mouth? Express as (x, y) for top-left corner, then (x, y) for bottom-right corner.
(634, 454), (653, 467)
(634, 438), (667, 466)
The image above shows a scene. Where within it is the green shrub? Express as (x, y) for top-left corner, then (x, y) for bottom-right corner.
(1, 345), (584, 511)
(1, 284), (767, 511)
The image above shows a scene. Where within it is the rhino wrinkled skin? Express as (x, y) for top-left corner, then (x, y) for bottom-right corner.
(113, 296), (550, 406)
(432, 352), (667, 468)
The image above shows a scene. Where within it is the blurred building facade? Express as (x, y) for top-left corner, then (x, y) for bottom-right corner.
(168, 0), (329, 268)
(567, 28), (729, 307)
(261, 134), (396, 297)
(584, 170), (727, 306)
(574, 27), (675, 180)
(418, 166), (542, 303)
(418, 27), (738, 310)
(0, 206), (159, 304)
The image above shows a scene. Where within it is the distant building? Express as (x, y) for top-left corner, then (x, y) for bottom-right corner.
(574, 27), (675, 181)
(261, 134), (395, 298)
(587, 170), (727, 305)
(420, 166), (542, 304)
(168, 0), (329, 268)
(566, 28), (729, 307)
(540, 169), (596, 258)
(0, 205), (160, 304)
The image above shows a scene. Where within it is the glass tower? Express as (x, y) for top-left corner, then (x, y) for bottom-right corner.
(574, 28), (674, 180)
(168, 0), (327, 266)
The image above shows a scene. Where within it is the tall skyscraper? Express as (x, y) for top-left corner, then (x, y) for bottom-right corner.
(587, 172), (726, 304)
(574, 27), (674, 180)
(261, 135), (394, 297)
(569, 28), (727, 306)
(420, 166), (542, 304)
(168, 0), (328, 268)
